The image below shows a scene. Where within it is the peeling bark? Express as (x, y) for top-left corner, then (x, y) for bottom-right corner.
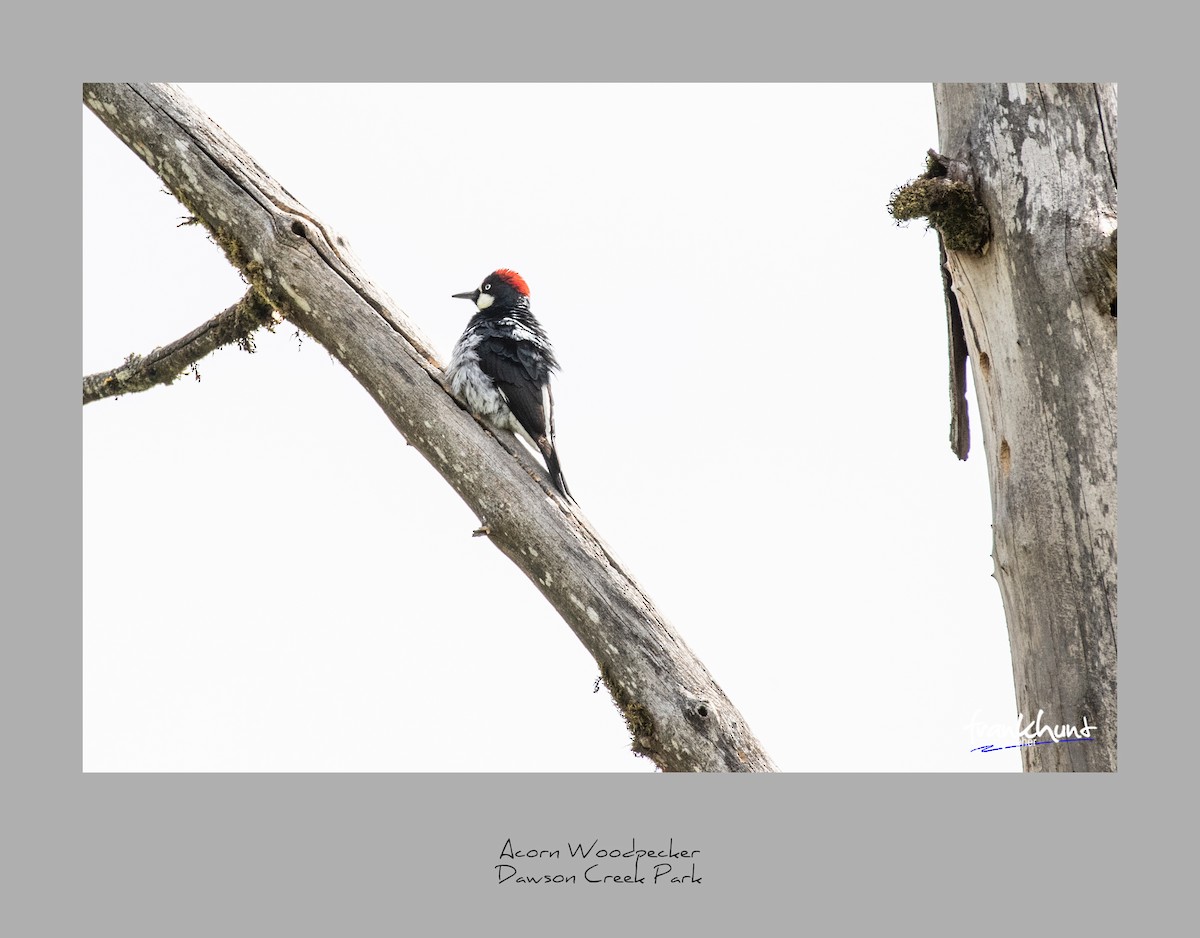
(934, 83), (1117, 771)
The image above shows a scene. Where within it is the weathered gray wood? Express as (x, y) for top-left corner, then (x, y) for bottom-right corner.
(934, 83), (1117, 771)
(83, 83), (777, 772)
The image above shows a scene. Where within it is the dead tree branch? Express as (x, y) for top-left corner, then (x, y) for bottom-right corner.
(82, 288), (277, 404)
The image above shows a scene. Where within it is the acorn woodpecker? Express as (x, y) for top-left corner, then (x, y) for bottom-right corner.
(447, 269), (572, 500)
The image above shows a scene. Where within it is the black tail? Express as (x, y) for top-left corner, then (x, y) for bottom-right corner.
(540, 442), (573, 502)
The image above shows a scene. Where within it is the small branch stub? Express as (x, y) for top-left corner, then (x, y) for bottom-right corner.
(888, 149), (991, 253)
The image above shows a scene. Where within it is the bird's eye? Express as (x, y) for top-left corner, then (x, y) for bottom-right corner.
(483, 283), (491, 291)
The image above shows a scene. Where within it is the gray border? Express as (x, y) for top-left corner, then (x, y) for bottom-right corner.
(17, 4), (1153, 933)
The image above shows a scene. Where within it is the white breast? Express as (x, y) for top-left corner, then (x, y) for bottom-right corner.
(446, 332), (519, 433)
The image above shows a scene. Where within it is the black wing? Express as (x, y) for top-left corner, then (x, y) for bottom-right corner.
(473, 322), (572, 500)
(475, 334), (551, 443)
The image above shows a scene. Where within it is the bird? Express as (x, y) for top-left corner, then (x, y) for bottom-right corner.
(446, 269), (573, 500)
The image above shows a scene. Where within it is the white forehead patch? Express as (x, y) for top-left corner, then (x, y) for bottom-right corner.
(476, 291), (494, 310)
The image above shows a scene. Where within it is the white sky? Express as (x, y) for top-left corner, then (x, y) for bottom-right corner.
(83, 83), (1020, 771)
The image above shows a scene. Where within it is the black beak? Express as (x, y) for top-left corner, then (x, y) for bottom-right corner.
(452, 290), (479, 302)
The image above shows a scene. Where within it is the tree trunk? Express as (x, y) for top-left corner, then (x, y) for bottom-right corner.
(83, 83), (777, 773)
(934, 84), (1117, 771)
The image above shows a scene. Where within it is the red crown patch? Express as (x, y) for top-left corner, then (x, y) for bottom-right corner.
(493, 268), (530, 296)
